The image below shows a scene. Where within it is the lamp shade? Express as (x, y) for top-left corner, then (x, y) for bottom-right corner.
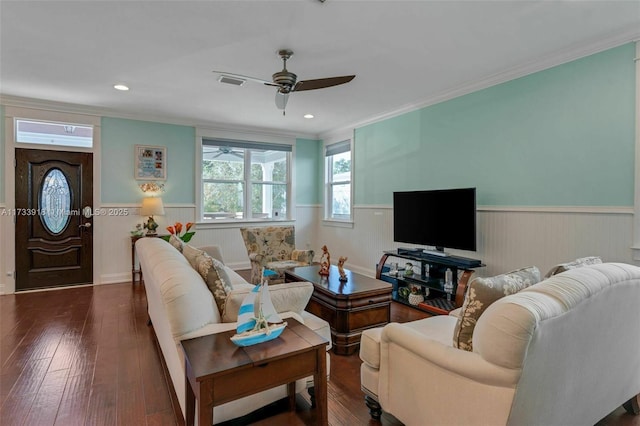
(140, 197), (165, 216)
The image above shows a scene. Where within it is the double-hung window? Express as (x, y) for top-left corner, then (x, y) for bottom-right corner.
(201, 139), (291, 221)
(325, 140), (352, 221)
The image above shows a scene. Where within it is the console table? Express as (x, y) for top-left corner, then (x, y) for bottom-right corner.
(285, 264), (392, 355)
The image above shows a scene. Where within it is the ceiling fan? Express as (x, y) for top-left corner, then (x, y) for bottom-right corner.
(203, 146), (243, 160)
(213, 49), (355, 114)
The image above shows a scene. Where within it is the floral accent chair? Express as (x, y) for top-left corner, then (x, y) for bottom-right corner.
(240, 226), (315, 284)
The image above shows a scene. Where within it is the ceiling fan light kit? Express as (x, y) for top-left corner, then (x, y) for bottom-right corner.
(213, 48), (355, 114)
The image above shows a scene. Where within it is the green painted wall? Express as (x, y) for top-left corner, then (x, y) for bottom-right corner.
(355, 43), (636, 206)
(295, 138), (321, 205)
(101, 117), (195, 204)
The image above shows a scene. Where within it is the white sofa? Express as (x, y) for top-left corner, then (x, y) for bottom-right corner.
(136, 237), (331, 424)
(360, 262), (640, 425)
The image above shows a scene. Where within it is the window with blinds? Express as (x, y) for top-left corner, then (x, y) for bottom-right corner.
(201, 138), (291, 221)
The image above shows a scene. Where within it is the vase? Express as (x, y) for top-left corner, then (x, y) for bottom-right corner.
(408, 293), (424, 306)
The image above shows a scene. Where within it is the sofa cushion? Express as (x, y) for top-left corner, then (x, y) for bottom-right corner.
(544, 256), (602, 278)
(453, 266), (540, 351)
(182, 244), (204, 268)
(168, 234), (184, 252)
(194, 252), (234, 313)
(221, 281), (314, 323)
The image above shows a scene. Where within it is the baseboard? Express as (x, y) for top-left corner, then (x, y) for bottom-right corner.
(99, 273), (132, 285)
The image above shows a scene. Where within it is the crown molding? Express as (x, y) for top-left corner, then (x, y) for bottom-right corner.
(0, 94), (318, 140)
(319, 29), (640, 141)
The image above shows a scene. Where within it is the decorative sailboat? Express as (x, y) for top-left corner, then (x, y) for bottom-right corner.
(230, 269), (288, 347)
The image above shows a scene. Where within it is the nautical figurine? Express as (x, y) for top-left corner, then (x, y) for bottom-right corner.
(230, 269), (287, 347)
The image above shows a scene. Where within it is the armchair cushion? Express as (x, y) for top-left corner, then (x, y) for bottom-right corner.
(240, 226), (314, 284)
(453, 266), (540, 351)
(221, 281), (314, 322)
(292, 249), (315, 264)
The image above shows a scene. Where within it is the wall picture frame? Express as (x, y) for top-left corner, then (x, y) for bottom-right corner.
(135, 145), (166, 180)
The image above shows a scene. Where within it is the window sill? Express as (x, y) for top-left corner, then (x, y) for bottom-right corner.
(196, 218), (295, 229)
(322, 219), (354, 229)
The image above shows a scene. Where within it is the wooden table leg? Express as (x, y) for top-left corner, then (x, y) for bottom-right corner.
(287, 382), (296, 411)
(198, 381), (214, 426)
(314, 347), (328, 425)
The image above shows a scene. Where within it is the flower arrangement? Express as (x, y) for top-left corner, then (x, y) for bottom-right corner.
(162, 222), (195, 243)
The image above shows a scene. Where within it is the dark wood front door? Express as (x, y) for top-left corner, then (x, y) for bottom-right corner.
(15, 149), (93, 291)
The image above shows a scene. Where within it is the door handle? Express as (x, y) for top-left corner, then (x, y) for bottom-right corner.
(79, 222), (92, 229)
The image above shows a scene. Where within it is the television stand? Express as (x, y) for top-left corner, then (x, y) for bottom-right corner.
(423, 249), (448, 257)
(376, 250), (484, 315)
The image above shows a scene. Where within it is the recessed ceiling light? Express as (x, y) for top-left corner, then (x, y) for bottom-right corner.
(113, 84), (130, 91)
(303, 114), (314, 119)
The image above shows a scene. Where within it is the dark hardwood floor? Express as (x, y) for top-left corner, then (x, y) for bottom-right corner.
(0, 277), (637, 425)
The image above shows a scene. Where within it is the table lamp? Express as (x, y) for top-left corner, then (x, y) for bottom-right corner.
(140, 196), (165, 236)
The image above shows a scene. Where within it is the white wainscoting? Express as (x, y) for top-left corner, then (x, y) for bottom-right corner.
(317, 206), (637, 279)
(99, 205), (197, 284)
(99, 205), (322, 284)
(4, 203), (635, 290)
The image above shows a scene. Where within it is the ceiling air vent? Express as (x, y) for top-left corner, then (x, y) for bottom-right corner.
(218, 75), (246, 86)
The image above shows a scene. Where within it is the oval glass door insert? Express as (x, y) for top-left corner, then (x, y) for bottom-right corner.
(40, 168), (72, 234)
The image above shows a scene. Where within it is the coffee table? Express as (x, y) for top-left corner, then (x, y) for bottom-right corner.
(182, 318), (328, 426)
(285, 264), (392, 355)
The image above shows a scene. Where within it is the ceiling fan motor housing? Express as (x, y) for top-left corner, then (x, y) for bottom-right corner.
(272, 71), (297, 93)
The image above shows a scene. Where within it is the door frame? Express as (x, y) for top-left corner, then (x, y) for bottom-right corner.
(2, 105), (102, 294)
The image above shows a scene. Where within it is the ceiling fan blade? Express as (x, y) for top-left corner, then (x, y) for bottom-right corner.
(212, 70), (279, 87)
(293, 75), (355, 92)
(275, 92), (289, 110)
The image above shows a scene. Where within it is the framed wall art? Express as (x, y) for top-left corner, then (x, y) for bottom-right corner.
(135, 145), (166, 180)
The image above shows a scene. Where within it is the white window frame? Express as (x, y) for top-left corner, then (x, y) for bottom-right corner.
(323, 132), (354, 225)
(195, 128), (296, 225)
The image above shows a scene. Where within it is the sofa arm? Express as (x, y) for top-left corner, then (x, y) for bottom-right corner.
(381, 323), (520, 387)
(222, 281), (314, 322)
(292, 249), (315, 264)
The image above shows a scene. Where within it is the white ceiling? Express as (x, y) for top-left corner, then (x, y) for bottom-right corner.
(1, 1), (639, 138)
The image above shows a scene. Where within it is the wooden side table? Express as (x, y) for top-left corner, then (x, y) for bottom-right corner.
(182, 318), (328, 426)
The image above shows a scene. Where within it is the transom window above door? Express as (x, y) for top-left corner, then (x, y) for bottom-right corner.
(16, 119), (93, 148)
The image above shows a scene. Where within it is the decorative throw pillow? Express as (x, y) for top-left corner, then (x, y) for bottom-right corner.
(544, 256), (602, 279)
(168, 234), (184, 252)
(182, 244), (205, 269)
(193, 252), (233, 314)
(453, 266), (541, 351)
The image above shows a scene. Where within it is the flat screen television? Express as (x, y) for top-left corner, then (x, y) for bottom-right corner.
(393, 187), (476, 253)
